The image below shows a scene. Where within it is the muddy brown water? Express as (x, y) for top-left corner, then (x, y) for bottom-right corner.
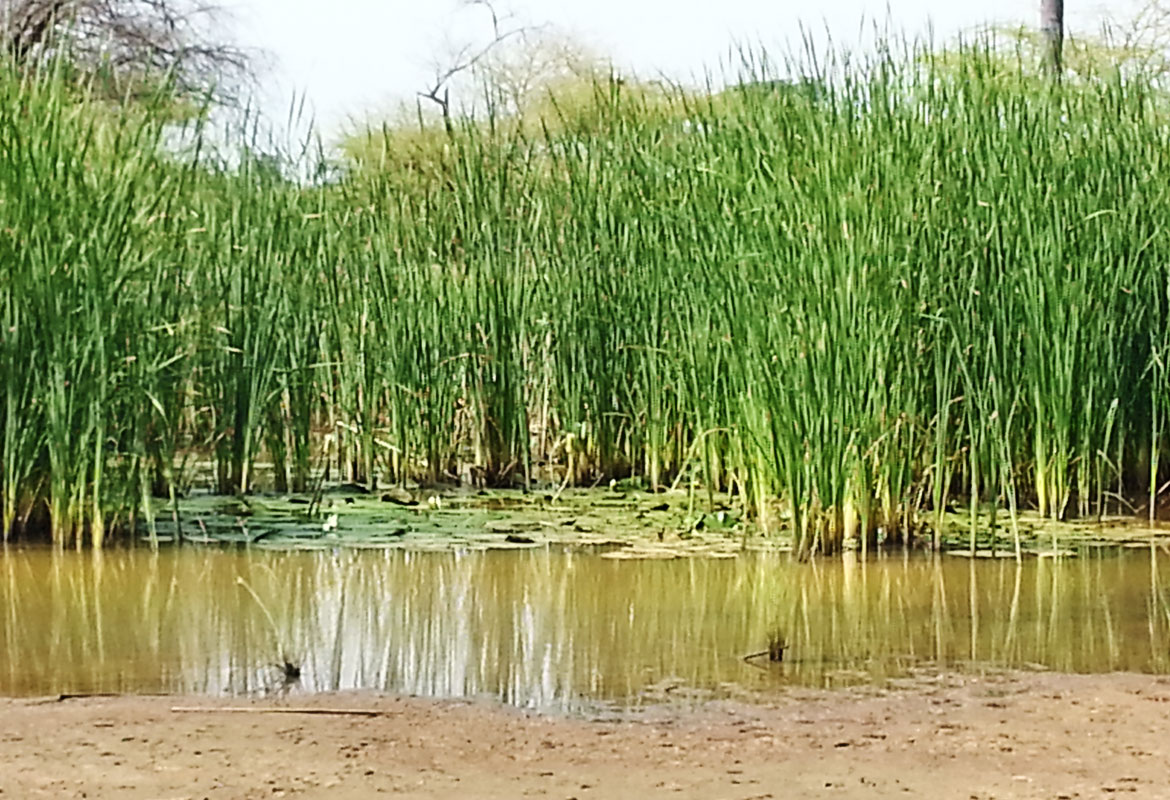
(2, 546), (1169, 712)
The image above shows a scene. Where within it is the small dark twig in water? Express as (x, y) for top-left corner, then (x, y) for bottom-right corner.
(743, 630), (787, 663)
(262, 658), (301, 697)
(275, 658), (301, 682)
(742, 648), (785, 663)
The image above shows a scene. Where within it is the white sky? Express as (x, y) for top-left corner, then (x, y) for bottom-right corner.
(228, 0), (1127, 143)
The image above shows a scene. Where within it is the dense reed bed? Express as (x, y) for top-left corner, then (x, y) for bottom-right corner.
(3, 42), (1170, 554)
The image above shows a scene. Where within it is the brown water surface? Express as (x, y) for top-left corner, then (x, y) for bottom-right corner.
(2, 546), (1169, 711)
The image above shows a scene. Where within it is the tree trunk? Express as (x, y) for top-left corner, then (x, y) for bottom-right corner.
(1040, 0), (1064, 76)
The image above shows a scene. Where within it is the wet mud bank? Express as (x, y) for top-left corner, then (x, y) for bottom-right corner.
(4, 671), (1170, 799)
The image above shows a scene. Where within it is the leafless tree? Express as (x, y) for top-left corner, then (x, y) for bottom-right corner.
(418, 0), (532, 126)
(0, 0), (251, 103)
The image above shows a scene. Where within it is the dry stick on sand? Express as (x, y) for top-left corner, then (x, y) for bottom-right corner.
(171, 706), (393, 717)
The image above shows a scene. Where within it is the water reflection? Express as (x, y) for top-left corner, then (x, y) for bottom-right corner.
(1, 546), (1169, 710)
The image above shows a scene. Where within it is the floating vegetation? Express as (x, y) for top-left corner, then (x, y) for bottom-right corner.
(936, 509), (1170, 556)
(143, 481), (1170, 558)
(151, 486), (762, 558)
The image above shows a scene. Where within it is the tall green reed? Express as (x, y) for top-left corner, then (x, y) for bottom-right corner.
(5, 37), (1170, 553)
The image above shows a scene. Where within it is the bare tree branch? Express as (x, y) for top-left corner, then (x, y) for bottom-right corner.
(418, 0), (534, 126)
(0, 0), (253, 105)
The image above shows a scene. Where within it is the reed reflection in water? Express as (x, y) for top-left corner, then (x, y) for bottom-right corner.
(2, 547), (1169, 710)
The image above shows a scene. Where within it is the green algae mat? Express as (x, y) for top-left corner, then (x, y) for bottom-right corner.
(148, 485), (764, 558)
(935, 508), (1170, 557)
(145, 483), (1170, 558)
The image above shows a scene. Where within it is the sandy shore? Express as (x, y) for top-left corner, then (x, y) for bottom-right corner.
(3, 671), (1169, 799)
